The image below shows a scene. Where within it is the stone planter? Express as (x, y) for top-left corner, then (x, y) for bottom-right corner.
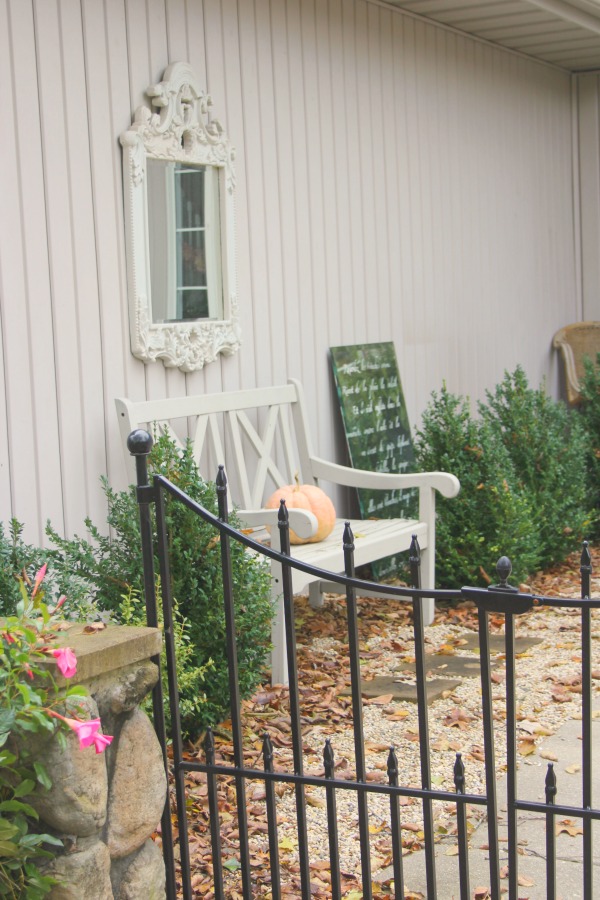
(35, 624), (167, 900)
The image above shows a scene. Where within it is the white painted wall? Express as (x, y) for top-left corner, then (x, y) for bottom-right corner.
(0, 0), (583, 543)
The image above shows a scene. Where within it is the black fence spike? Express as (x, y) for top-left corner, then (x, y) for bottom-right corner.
(581, 541), (592, 600)
(409, 534), (420, 563)
(342, 521), (354, 548)
(581, 540), (592, 571)
(324, 738), (335, 778)
(278, 498), (289, 525)
(387, 746), (399, 785)
(203, 727), (215, 761)
(262, 732), (274, 772)
(454, 753), (466, 793)
(545, 763), (557, 802)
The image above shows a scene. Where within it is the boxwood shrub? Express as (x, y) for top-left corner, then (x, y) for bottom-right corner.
(414, 384), (541, 587)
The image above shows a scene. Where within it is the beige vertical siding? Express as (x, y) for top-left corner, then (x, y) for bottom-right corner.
(0, 0), (581, 542)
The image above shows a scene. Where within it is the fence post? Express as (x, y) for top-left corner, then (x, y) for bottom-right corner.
(127, 429), (177, 900)
(409, 535), (437, 898)
(215, 465), (253, 899)
(343, 522), (372, 898)
(580, 541), (593, 900)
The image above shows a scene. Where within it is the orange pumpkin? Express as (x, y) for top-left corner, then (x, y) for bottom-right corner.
(265, 476), (336, 545)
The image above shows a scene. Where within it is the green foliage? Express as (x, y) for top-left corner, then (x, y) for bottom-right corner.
(0, 572), (85, 898)
(46, 430), (273, 738)
(0, 521), (40, 619)
(415, 384), (541, 587)
(0, 521), (103, 624)
(480, 367), (591, 568)
(577, 352), (600, 535)
(118, 586), (213, 733)
(416, 367), (595, 587)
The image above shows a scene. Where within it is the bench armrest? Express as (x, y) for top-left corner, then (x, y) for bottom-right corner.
(236, 507), (318, 539)
(309, 456), (460, 499)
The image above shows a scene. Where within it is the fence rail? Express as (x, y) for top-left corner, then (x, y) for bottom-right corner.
(128, 429), (599, 900)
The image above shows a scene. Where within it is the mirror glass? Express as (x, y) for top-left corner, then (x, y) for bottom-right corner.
(147, 160), (223, 323)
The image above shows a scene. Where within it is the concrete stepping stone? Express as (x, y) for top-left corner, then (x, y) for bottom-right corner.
(351, 674), (462, 705)
(459, 631), (542, 654)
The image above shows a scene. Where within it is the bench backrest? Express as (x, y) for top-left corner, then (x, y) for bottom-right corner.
(116, 380), (316, 508)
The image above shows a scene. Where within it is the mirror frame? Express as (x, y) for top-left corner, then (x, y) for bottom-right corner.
(120, 62), (240, 372)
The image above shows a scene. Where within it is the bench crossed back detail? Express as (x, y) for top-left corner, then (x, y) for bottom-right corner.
(117, 383), (311, 510)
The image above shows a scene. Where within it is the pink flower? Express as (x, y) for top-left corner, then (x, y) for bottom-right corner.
(52, 647), (77, 679)
(92, 732), (113, 754)
(63, 717), (101, 749)
(24, 667), (33, 680)
(31, 564), (47, 598)
(1, 632), (15, 644)
(46, 711), (113, 753)
(55, 595), (66, 610)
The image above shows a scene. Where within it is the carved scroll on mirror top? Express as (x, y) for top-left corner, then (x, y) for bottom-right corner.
(120, 61), (240, 372)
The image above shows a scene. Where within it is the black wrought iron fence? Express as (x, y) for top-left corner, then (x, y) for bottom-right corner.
(129, 430), (600, 900)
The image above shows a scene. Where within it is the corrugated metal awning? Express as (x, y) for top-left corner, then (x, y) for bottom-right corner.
(386, 0), (600, 71)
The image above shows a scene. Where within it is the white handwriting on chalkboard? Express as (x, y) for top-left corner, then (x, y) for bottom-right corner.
(342, 380), (403, 407)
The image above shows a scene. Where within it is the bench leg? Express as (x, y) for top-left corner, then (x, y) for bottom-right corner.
(308, 581), (325, 609)
(420, 544), (435, 626)
(269, 561), (289, 686)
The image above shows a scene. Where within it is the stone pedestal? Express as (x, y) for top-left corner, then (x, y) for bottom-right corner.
(37, 624), (167, 900)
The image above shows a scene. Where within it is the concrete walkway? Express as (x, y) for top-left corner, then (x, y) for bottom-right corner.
(389, 709), (600, 899)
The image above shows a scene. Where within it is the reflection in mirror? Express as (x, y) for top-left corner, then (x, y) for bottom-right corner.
(120, 61), (240, 372)
(147, 161), (223, 324)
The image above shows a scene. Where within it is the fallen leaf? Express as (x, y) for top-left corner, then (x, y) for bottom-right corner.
(278, 836), (296, 851)
(565, 763), (581, 774)
(223, 857), (241, 871)
(435, 644), (456, 656)
(518, 874), (535, 887)
(556, 819), (584, 837)
(443, 707), (472, 730)
(383, 708), (410, 720)
(539, 750), (558, 761)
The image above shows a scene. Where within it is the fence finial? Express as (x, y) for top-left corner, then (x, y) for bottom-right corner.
(127, 428), (153, 456)
(491, 556), (518, 592)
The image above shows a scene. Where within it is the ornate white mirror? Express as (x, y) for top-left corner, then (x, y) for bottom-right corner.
(120, 62), (240, 371)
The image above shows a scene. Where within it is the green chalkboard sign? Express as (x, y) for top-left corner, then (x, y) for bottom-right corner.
(330, 342), (417, 579)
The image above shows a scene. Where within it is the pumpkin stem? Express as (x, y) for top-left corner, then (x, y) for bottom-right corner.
(294, 471), (301, 490)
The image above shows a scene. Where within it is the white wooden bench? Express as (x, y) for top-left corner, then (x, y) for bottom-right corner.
(116, 379), (460, 684)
